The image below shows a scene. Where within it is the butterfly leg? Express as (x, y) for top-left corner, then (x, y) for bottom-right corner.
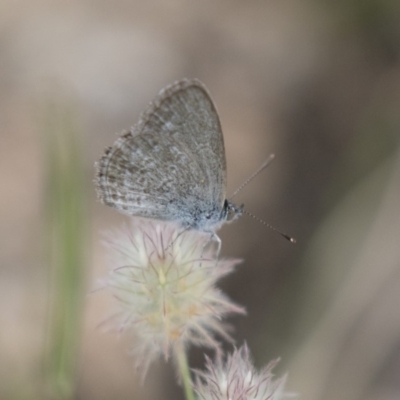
(199, 232), (221, 267)
(212, 233), (222, 258)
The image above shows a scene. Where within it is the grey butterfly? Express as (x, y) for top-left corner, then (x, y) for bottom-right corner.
(95, 79), (243, 242)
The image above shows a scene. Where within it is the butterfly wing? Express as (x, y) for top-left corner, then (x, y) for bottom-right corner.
(95, 79), (227, 229)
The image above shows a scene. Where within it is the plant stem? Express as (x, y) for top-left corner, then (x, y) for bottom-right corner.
(176, 345), (196, 400)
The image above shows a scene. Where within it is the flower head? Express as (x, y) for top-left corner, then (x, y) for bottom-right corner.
(193, 344), (289, 400)
(102, 218), (245, 377)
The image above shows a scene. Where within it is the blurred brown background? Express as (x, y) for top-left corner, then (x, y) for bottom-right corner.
(1, 0), (400, 399)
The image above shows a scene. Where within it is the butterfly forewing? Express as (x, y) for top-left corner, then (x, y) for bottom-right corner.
(96, 79), (227, 230)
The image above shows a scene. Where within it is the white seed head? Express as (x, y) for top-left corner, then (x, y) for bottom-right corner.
(102, 218), (245, 378)
(193, 344), (290, 400)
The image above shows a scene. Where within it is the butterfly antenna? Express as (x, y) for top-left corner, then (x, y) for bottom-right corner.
(243, 209), (296, 243)
(230, 154), (276, 200)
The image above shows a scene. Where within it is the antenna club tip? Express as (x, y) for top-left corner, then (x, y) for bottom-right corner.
(276, 232), (296, 244)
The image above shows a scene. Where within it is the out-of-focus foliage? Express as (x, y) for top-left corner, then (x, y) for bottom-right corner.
(43, 102), (87, 399)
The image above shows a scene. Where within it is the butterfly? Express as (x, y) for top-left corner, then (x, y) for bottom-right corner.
(95, 79), (243, 242)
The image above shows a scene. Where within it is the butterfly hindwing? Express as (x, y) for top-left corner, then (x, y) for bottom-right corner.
(96, 79), (227, 229)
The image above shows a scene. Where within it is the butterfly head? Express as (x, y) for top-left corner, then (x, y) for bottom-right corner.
(222, 200), (243, 224)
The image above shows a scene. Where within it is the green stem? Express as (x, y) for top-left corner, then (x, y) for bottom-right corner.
(176, 346), (196, 400)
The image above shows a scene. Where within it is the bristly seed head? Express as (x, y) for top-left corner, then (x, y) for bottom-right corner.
(193, 344), (291, 400)
(101, 218), (245, 379)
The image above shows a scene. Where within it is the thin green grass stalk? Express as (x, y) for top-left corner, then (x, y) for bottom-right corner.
(43, 100), (87, 399)
(176, 345), (196, 400)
